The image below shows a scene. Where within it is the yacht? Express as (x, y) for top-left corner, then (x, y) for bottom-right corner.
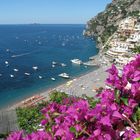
(6, 49), (10, 52)
(24, 72), (30, 76)
(52, 61), (57, 65)
(13, 69), (19, 72)
(38, 75), (42, 79)
(32, 66), (38, 70)
(51, 77), (56, 81)
(5, 61), (9, 65)
(61, 63), (67, 67)
(58, 73), (70, 79)
(71, 59), (82, 65)
(10, 74), (14, 78)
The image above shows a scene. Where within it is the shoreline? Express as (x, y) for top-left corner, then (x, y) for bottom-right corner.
(6, 54), (109, 111)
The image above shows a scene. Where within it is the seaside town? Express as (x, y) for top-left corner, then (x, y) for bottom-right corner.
(0, 0), (140, 139)
(104, 16), (140, 69)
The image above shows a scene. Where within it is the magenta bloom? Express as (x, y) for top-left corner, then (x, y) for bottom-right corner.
(7, 131), (23, 140)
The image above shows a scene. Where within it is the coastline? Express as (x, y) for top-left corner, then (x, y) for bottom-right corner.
(7, 54), (109, 111)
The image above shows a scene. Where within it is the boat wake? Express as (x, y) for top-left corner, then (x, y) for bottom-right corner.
(11, 52), (31, 58)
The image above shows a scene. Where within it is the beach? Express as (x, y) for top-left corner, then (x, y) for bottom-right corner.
(8, 56), (110, 110)
(47, 65), (108, 97)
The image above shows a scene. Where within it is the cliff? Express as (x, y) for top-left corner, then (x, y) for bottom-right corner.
(84, 0), (140, 48)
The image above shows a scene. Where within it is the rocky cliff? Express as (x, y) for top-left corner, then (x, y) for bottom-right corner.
(84, 0), (140, 48)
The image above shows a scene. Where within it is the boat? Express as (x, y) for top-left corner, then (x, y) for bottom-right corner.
(38, 76), (42, 79)
(51, 77), (56, 81)
(32, 66), (38, 70)
(52, 61), (57, 65)
(6, 49), (10, 52)
(61, 63), (67, 67)
(5, 61), (9, 65)
(52, 64), (55, 68)
(71, 59), (82, 65)
(13, 69), (19, 72)
(24, 72), (30, 76)
(58, 73), (70, 79)
(10, 74), (14, 78)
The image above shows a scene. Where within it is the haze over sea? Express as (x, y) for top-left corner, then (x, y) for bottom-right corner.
(0, 24), (98, 109)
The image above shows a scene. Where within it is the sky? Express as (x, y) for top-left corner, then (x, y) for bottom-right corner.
(0, 0), (112, 24)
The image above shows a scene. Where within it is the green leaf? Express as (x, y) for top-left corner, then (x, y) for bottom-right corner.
(132, 113), (137, 122)
(70, 127), (77, 134)
(115, 89), (120, 104)
(121, 97), (128, 105)
(135, 138), (140, 140)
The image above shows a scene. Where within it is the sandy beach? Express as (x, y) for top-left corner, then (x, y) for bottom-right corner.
(42, 65), (108, 97)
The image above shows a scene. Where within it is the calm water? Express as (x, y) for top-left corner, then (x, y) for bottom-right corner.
(0, 24), (98, 109)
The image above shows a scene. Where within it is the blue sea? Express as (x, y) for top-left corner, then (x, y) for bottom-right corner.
(0, 24), (98, 109)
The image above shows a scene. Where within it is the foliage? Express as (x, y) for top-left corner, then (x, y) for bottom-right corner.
(16, 101), (48, 133)
(101, 25), (117, 44)
(6, 54), (140, 140)
(128, 11), (140, 17)
(49, 91), (68, 103)
(133, 45), (140, 53)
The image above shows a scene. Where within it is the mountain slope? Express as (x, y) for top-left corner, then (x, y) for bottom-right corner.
(84, 0), (140, 48)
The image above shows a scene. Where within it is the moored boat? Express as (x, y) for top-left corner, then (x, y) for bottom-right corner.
(51, 77), (56, 81)
(24, 72), (30, 76)
(32, 66), (38, 70)
(58, 73), (70, 79)
(71, 59), (82, 65)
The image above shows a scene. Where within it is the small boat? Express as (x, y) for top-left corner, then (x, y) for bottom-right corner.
(51, 77), (56, 81)
(13, 69), (19, 72)
(58, 73), (70, 79)
(10, 74), (14, 78)
(38, 76), (42, 79)
(32, 66), (38, 70)
(71, 59), (82, 65)
(52, 61), (57, 65)
(0, 74), (2, 76)
(5, 61), (9, 65)
(24, 72), (30, 76)
(6, 49), (10, 52)
(52, 64), (55, 68)
(61, 63), (67, 67)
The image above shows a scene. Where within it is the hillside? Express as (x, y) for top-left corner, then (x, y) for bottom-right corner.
(84, 0), (140, 48)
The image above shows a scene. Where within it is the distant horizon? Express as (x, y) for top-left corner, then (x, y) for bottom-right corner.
(0, 23), (86, 25)
(0, 0), (112, 24)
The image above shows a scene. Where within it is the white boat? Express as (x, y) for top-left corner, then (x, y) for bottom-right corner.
(52, 61), (57, 65)
(51, 77), (56, 81)
(38, 76), (42, 79)
(61, 63), (66, 67)
(52, 64), (55, 68)
(24, 72), (30, 76)
(13, 69), (19, 72)
(32, 66), (38, 70)
(10, 74), (14, 78)
(71, 59), (82, 65)
(6, 49), (10, 52)
(0, 74), (2, 76)
(58, 73), (70, 79)
(5, 61), (9, 65)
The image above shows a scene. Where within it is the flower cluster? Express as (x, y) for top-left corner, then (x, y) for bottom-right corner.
(7, 54), (140, 140)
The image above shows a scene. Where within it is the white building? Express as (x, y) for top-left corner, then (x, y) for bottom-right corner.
(119, 17), (137, 31)
(127, 32), (140, 43)
(134, 23), (140, 31)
